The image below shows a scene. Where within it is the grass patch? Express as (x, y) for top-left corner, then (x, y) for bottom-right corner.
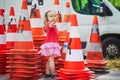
(106, 58), (120, 71)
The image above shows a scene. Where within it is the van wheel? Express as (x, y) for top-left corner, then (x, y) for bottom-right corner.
(102, 37), (120, 59)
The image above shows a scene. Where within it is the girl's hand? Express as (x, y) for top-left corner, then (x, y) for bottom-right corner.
(38, 50), (41, 54)
(49, 20), (56, 28)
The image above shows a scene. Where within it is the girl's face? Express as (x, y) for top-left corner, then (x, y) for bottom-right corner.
(47, 11), (56, 22)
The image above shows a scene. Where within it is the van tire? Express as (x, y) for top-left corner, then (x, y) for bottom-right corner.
(102, 37), (120, 59)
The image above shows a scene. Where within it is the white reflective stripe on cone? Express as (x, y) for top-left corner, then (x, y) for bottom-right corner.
(30, 19), (43, 27)
(6, 33), (16, 41)
(70, 27), (80, 38)
(0, 35), (6, 44)
(15, 31), (33, 41)
(66, 50), (83, 61)
(0, 16), (3, 25)
(87, 43), (102, 52)
(20, 10), (29, 20)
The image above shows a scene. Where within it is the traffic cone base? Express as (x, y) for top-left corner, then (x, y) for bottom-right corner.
(10, 72), (37, 77)
(6, 42), (14, 49)
(7, 61), (37, 64)
(6, 66), (37, 69)
(64, 61), (85, 70)
(86, 63), (107, 68)
(86, 52), (103, 60)
(10, 48), (37, 53)
(0, 45), (7, 50)
(85, 60), (107, 65)
(60, 67), (90, 73)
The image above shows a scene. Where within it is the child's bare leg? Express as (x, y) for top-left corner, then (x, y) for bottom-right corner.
(46, 62), (50, 74)
(48, 55), (55, 74)
(44, 61), (51, 78)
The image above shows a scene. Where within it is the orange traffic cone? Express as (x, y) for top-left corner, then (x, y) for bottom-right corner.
(57, 14), (94, 80)
(63, 0), (71, 22)
(14, 0), (34, 49)
(6, 7), (17, 49)
(54, 0), (62, 22)
(0, 8), (8, 75)
(30, 0), (45, 40)
(85, 15), (108, 71)
(0, 8), (7, 50)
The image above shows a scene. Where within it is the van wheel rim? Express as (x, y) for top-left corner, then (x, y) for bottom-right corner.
(106, 44), (118, 56)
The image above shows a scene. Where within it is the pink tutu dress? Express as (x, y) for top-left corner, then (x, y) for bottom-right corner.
(40, 23), (61, 57)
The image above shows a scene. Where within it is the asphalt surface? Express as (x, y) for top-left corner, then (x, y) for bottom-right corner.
(0, 70), (120, 80)
(95, 70), (120, 80)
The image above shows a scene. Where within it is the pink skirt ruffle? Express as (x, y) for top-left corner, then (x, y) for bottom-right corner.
(40, 42), (62, 57)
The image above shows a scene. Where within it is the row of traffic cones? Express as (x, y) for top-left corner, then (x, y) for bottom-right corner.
(0, 0), (108, 80)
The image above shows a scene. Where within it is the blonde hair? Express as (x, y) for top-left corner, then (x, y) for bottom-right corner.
(44, 10), (56, 25)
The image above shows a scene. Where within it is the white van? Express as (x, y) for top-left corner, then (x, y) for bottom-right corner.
(68, 0), (120, 59)
(1, 0), (120, 58)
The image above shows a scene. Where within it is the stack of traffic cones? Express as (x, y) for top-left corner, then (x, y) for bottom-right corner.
(85, 15), (108, 71)
(6, 7), (17, 50)
(57, 14), (94, 80)
(6, 0), (39, 80)
(0, 8), (8, 75)
(30, 0), (46, 77)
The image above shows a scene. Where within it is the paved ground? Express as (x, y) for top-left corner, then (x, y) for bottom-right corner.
(0, 70), (120, 80)
(95, 70), (120, 80)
